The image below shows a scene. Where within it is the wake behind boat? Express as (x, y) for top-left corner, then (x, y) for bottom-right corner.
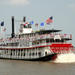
(0, 16), (74, 61)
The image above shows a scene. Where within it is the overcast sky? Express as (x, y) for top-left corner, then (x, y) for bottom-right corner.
(0, 0), (75, 45)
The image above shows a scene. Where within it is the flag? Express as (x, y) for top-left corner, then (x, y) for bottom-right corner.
(35, 23), (38, 27)
(1, 21), (4, 26)
(30, 21), (34, 25)
(24, 22), (29, 26)
(40, 22), (44, 26)
(46, 16), (53, 24)
(3, 28), (6, 32)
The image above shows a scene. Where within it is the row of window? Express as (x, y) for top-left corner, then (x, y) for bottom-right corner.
(3, 50), (42, 57)
(32, 39), (65, 45)
(0, 42), (19, 46)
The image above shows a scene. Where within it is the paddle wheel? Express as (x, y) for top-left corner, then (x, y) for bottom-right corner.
(50, 43), (74, 54)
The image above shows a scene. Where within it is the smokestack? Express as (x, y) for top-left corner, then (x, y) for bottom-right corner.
(11, 16), (15, 38)
(23, 17), (26, 22)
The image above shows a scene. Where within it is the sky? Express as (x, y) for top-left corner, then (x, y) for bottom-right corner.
(0, 0), (75, 45)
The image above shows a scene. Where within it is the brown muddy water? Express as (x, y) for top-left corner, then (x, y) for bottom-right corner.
(0, 59), (75, 75)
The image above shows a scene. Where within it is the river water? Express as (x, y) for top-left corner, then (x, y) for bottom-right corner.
(0, 59), (75, 75)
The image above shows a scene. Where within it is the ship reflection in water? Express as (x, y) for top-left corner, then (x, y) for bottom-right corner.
(0, 59), (75, 75)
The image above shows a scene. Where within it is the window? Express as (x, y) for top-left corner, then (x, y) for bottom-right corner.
(45, 52), (47, 55)
(24, 53), (25, 56)
(18, 50), (20, 56)
(38, 52), (41, 57)
(32, 53), (35, 56)
(11, 50), (12, 56)
(36, 52), (37, 56)
(29, 53), (31, 56)
(46, 39), (50, 43)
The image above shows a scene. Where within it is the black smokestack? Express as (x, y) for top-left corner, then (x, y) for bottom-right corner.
(23, 17), (26, 22)
(11, 16), (15, 38)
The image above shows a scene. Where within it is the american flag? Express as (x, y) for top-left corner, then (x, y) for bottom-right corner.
(1, 21), (4, 26)
(3, 28), (6, 32)
(35, 23), (38, 27)
(24, 22), (29, 26)
(46, 16), (53, 24)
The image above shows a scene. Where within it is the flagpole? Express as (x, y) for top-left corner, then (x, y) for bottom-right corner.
(0, 26), (2, 38)
(0, 24), (1, 38)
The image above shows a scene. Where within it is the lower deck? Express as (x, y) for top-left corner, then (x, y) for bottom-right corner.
(0, 47), (53, 61)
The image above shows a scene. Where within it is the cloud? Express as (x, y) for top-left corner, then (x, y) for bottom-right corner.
(67, 3), (75, 9)
(0, 0), (30, 6)
(10, 0), (30, 5)
(67, 3), (75, 12)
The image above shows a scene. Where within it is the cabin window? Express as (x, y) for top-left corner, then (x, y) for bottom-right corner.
(50, 39), (54, 43)
(38, 52), (41, 57)
(15, 50), (17, 55)
(13, 50), (15, 55)
(18, 50), (20, 56)
(46, 39), (50, 43)
(4, 50), (7, 54)
(24, 53), (25, 56)
(21, 50), (23, 56)
(11, 50), (12, 56)
(32, 53), (35, 56)
(36, 52), (37, 56)
(61, 40), (64, 42)
(55, 39), (60, 42)
(6, 50), (8, 54)
(45, 52), (47, 55)
(29, 53), (31, 56)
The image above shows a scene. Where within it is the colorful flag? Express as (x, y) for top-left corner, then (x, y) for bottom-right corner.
(40, 22), (44, 26)
(46, 16), (53, 24)
(24, 22), (29, 26)
(1, 21), (4, 26)
(35, 23), (38, 27)
(3, 28), (6, 32)
(30, 21), (34, 25)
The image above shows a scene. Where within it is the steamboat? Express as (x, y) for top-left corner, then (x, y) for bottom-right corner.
(0, 17), (74, 61)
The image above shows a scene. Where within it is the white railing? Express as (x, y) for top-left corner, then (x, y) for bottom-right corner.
(0, 42), (50, 49)
(0, 42), (73, 49)
(0, 34), (72, 43)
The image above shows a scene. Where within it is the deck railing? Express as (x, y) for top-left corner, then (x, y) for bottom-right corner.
(0, 34), (72, 43)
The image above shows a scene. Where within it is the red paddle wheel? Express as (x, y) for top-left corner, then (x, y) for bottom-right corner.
(50, 43), (74, 54)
